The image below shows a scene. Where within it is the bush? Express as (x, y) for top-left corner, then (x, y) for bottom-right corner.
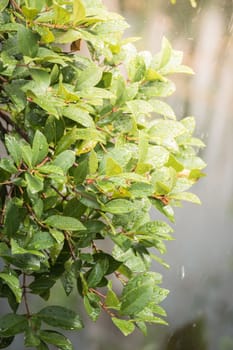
(0, 0), (205, 348)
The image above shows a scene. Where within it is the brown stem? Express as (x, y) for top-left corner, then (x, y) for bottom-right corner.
(25, 202), (47, 229)
(0, 109), (29, 142)
(100, 301), (116, 318)
(89, 288), (106, 299)
(50, 185), (67, 201)
(0, 76), (7, 83)
(64, 231), (76, 261)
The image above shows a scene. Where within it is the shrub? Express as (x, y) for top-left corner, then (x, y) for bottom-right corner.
(0, 0), (205, 348)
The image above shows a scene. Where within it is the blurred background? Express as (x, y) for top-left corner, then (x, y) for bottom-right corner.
(1, 0), (233, 349)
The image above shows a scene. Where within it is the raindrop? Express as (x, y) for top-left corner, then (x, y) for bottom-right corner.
(181, 265), (185, 280)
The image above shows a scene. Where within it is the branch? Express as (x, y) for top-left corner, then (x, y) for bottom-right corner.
(0, 109), (29, 142)
(9, 0), (23, 13)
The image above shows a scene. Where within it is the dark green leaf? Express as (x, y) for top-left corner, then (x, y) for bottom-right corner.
(37, 306), (83, 330)
(0, 314), (28, 337)
(0, 336), (14, 349)
(39, 330), (73, 350)
(27, 231), (55, 250)
(4, 199), (26, 237)
(17, 26), (39, 57)
(86, 255), (109, 287)
(31, 130), (49, 166)
(44, 215), (86, 231)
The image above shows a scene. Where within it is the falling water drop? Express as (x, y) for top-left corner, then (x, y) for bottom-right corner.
(181, 265), (185, 280)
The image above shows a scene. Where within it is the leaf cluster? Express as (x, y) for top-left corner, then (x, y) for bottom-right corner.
(0, 0), (205, 348)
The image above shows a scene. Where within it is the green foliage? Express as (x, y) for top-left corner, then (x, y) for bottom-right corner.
(0, 0), (205, 348)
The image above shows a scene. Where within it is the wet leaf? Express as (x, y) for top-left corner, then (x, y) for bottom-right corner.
(0, 314), (27, 337)
(111, 318), (135, 336)
(39, 330), (73, 350)
(102, 199), (135, 214)
(44, 215), (86, 231)
(0, 273), (22, 303)
(37, 306), (83, 330)
(120, 273), (155, 315)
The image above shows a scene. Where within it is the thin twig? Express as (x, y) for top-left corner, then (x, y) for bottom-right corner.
(89, 288), (106, 299)
(25, 202), (47, 229)
(64, 231), (76, 261)
(0, 109), (29, 142)
(50, 185), (67, 200)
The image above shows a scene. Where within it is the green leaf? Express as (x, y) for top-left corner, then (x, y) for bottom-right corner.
(0, 314), (28, 337)
(52, 150), (75, 173)
(112, 318), (135, 336)
(73, 0), (86, 24)
(0, 158), (17, 174)
(0, 0), (9, 12)
(137, 221), (173, 239)
(22, 7), (39, 21)
(55, 128), (77, 155)
(103, 199), (135, 214)
(24, 328), (40, 347)
(29, 277), (56, 297)
(0, 336), (14, 349)
(89, 150), (98, 175)
(128, 55), (146, 82)
(76, 62), (102, 90)
(105, 157), (122, 176)
(169, 191), (201, 204)
(11, 238), (45, 258)
(158, 37), (172, 69)
(4, 81), (27, 112)
(27, 231), (55, 250)
(21, 144), (32, 168)
(4, 199), (26, 237)
(5, 135), (22, 166)
(63, 105), (95, 127)
(149, 99), (176, 119)
(105, 281), (120, 309)
(83, 293), (101, 321)
(39, 330), (73, 350)
(86, 256), (109, 287)
(126, 100), (153, 117)
(25, 173), (44, 194)
(139, 80), (176, 98)
(54, 4), (71, 25)
(120, 273), (155, 315)
(37, 306), (83, 330)
(0, 273), (22, 303)
(30, 94), (61, 118)
(31, 130), (49, 166)
(17, 26), (39, 58)
(44, 215), (86, 231)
